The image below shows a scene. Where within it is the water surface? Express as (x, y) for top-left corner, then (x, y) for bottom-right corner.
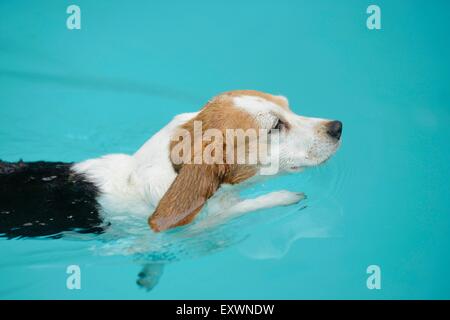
(0, 0), (449, 299)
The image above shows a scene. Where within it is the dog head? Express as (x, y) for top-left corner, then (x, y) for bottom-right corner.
(149, 90), (342, 232)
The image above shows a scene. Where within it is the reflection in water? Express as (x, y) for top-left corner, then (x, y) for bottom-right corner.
(86, 161), (346, 290)
(238, 160), (347, 259)
(0, 160), (346, 293)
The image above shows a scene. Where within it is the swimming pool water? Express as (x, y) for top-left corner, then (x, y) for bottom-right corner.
(0, 0), (449, 299)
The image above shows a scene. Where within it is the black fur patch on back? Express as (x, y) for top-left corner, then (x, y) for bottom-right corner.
(0, 160), (107, 239)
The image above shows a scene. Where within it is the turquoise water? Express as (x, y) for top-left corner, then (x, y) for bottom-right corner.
(0, 0), (449, 299)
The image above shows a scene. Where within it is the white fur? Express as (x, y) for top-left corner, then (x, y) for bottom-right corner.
(73, 94), (340, 229)
(233, 95), (341, 171)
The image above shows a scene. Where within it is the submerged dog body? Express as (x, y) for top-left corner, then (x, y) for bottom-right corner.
(0, 90), (342, 238)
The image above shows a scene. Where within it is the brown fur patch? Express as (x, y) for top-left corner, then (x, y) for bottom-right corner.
(222, 90), (290, 110)
(149, 93), (262, 232)
(170, 93), (260, 172)
(148, 164), (225, 232)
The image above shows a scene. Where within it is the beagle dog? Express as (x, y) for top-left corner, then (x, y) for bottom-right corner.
(0, 90), (342, 238)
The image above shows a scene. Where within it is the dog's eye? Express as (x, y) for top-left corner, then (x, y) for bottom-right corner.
(269, 119), (284, 134)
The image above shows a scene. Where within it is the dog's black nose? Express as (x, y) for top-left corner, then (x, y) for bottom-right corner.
(326, 120), (342, 140)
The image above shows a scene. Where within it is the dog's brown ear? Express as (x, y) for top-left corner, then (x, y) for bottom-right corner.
(148, 164), (226, 232)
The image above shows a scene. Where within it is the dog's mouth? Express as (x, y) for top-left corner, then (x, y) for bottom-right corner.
(304, 139), (341, 168)
(319, 140), (341, 164)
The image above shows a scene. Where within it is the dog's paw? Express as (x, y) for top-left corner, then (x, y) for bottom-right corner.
(136, 274), (158, 292)
(270, 190), (306, 206)
(136, 264), (164, 292)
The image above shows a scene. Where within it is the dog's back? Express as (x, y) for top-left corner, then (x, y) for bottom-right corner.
(0, 160), (106, 238)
